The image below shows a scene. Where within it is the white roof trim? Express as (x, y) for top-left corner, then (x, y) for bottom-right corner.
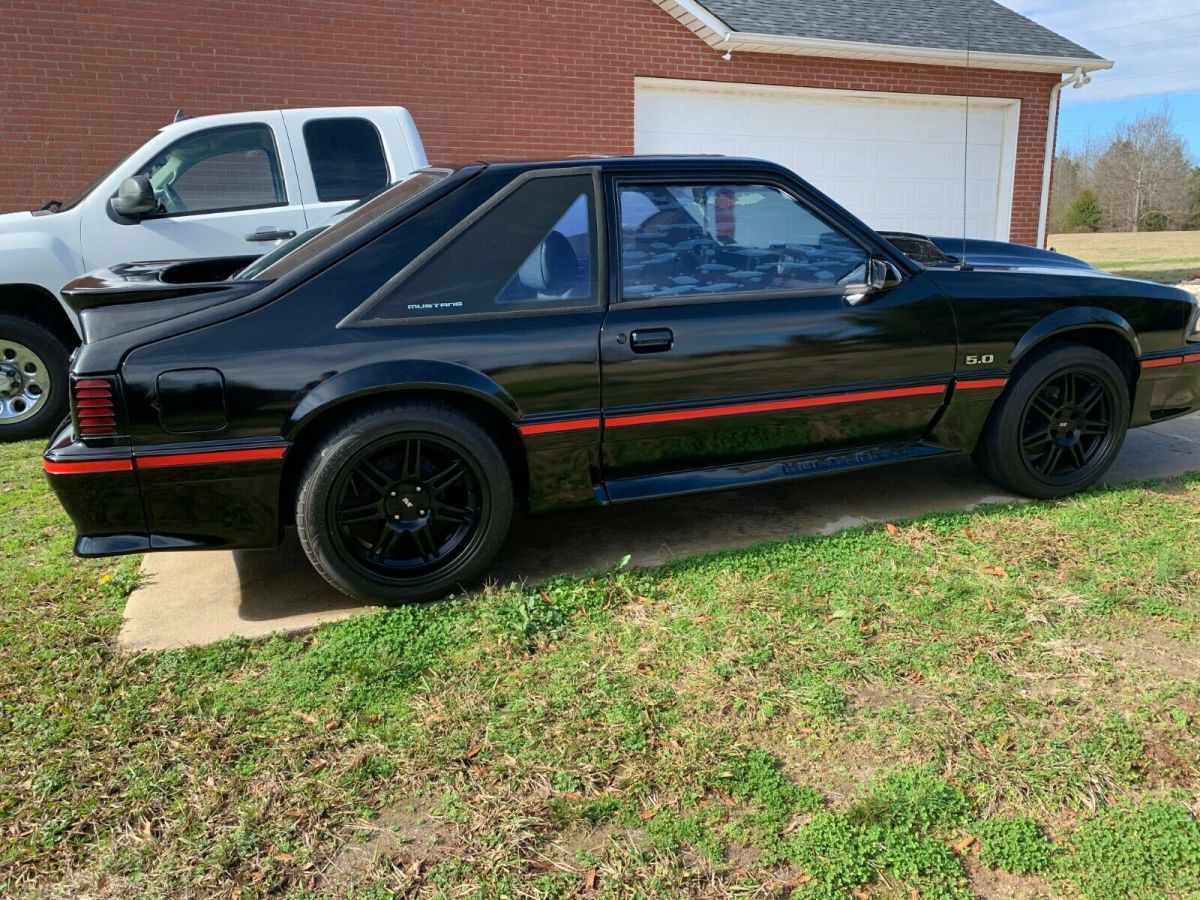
(652, 0), (1113, 74)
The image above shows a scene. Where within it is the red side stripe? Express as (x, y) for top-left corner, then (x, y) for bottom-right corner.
(135, 447), (287, 469)
(1141, 356), (1184, 370)
(604, 383), (947, 429)
(517, 417), (601, 436)
(43, 458), (133, 475)
(955, 378), (1008, 390)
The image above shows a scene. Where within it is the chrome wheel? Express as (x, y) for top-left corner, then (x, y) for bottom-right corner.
(0, 339), (49, 425)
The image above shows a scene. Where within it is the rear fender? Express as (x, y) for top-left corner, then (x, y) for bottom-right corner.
(284, 359), (520, 439)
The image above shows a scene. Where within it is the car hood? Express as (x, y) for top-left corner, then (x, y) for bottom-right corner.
(927, 236), (1095, 272)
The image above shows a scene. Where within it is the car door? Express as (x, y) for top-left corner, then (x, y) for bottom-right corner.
(81, 114), (309, 268)
(599, 175), (957, 482)
(281, 109), (409, 229)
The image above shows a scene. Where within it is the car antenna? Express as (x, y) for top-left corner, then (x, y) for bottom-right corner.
(960, 19), (973, 271)
(173, 108), (191, 123)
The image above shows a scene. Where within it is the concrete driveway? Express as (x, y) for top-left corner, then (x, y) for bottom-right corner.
(119, 415), (1200, 651)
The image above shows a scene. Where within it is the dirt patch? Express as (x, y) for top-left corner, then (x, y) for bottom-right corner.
(321, 801), (460, 890)
(1102, 623), (1200, 681)
(850, 678), (935, 714)
(965, 856), (1056, 899)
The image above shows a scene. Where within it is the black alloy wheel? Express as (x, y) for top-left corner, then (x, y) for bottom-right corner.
(972, 344), (1129, 499)
(333, 435), (482, 578)
(296, 401), (513, 603)
(1019, 368), (1117, 482)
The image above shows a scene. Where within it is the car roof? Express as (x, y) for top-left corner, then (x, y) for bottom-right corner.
(456, 155), (797, 177)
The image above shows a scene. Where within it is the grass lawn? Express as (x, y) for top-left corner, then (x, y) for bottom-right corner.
(1049, 231), (1200, 285)
(2, 438), (1200, 898)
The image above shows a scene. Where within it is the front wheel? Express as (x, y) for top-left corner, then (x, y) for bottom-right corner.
(296, 402), (514, 604)
(972, 345), (1129, 499)
(0, 314), (70, 442)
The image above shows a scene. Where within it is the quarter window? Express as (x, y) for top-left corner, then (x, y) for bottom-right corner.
(617, 183), (867, 300)
(136, 124), (286, 216)
(370, 174), (596, 320)
(303, 118), (390, 202)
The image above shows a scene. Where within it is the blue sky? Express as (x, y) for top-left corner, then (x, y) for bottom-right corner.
(1005, 0), (1200, 160)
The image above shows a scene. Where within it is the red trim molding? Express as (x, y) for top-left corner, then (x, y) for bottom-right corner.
(45, 445), (287, 475)
(136, 447), (287, 469)
(604, 383), (947, 429)
(955, 378), (1008, 390)
(42, 458), (133, 475)
(518, 417), (601, 436)
(1141, 355), (1185, 370)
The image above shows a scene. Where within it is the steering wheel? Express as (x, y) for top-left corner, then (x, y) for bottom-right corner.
(157, 181), (186, 215)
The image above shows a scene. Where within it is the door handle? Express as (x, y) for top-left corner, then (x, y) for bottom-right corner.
(244, 227), (297, 242)
(629, 328), (674, 353)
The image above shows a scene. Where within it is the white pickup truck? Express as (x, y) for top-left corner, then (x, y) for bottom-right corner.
(0, 106), (427, 440)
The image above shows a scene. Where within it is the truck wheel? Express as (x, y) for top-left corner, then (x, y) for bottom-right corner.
(0, 314), (69, 442)
(972, 344), (1129, 499)
(296, 401), (514, 604)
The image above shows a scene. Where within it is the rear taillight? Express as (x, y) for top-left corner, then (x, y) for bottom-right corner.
(72, 377), (119, 438)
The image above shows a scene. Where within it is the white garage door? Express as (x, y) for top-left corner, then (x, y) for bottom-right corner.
(634, 78), (1021, 241)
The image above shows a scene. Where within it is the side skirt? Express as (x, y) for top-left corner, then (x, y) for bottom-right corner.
(603, 441), (960, 504)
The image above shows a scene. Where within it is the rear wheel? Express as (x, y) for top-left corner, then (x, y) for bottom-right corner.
(0, 314), (69, 442)
(972, 344), (1129, 499)
(296, 402), (513, 603)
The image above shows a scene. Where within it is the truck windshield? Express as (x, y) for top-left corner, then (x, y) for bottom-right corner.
(234, 168), (455, 282)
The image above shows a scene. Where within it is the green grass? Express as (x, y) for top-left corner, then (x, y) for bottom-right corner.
(2, 439), (1200, 897)
(1049, 231), (1200, 285)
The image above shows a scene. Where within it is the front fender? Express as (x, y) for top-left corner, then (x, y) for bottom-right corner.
(0, 224), (86, 332)
(284, 359), (520, 439)
(1009, 306), (1140, 367)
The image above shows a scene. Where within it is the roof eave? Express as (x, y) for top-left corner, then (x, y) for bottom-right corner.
(652, 0), (1113, 74)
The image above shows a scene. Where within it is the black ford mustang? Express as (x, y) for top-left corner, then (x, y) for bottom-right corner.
(44, 157), (1200, 602)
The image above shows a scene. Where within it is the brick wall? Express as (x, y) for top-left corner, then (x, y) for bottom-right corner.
(0, 0), (1061, 244)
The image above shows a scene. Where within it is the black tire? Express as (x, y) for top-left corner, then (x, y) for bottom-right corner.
(295, 401), (514, 604)
(0, 314), (71, 443)
(972, 344), (1129, 499)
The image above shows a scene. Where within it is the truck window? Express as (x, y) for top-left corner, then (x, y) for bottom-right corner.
(136, 123), (286, 216)
(303, 118), (389, 202)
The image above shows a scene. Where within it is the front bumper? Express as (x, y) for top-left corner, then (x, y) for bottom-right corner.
(1133, 349), (1200, 426)
(43, 422), (290, 557)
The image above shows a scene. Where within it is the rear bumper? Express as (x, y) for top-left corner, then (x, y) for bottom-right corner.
(43, 422), (290, 557)
(1133, 350), (1200, 426)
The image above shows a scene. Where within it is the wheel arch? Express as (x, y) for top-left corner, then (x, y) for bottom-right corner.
(280, 362), (530, 520)
(0, 283), (81, 350)
(1009, 308), (1140, 389)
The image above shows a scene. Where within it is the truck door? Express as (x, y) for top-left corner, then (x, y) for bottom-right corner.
(280, 107), (425, 229)
(80, 112), (310, 268)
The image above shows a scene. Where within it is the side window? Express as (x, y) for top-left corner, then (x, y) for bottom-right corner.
(369, 174), (596, 320)
(137, 124), (285, 216)
(617, 183), (867, 300)
(303, 118), (390, 202)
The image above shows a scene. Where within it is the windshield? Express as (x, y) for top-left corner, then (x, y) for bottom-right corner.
(236, 168), (455, 282)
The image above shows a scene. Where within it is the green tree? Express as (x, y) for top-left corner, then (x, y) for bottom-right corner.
(1065, 189), (1103, 232)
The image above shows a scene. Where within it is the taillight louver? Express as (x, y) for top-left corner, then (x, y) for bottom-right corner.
(73, 377), (119, 437)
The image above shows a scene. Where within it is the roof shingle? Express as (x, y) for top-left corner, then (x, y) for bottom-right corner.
(698, 0), (1102, 60)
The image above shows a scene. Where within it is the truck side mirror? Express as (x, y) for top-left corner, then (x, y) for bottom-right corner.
(110, 175), (158, 219)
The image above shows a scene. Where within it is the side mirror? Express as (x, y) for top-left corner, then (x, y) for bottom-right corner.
(867, 258), (904, 292)
(110, 175), (157, 219)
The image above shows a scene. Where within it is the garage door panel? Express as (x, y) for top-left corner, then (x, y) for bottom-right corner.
(635, 79), (1019, 241)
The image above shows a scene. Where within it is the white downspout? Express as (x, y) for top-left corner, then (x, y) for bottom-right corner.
(1037, 78), (1065, 248)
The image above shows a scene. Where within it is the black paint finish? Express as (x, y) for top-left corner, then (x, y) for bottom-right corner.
(42, 157), (1200, 559)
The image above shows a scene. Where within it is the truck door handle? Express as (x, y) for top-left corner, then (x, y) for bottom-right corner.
(244, 227), (297, 242)
(629, 328), (673, 353)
